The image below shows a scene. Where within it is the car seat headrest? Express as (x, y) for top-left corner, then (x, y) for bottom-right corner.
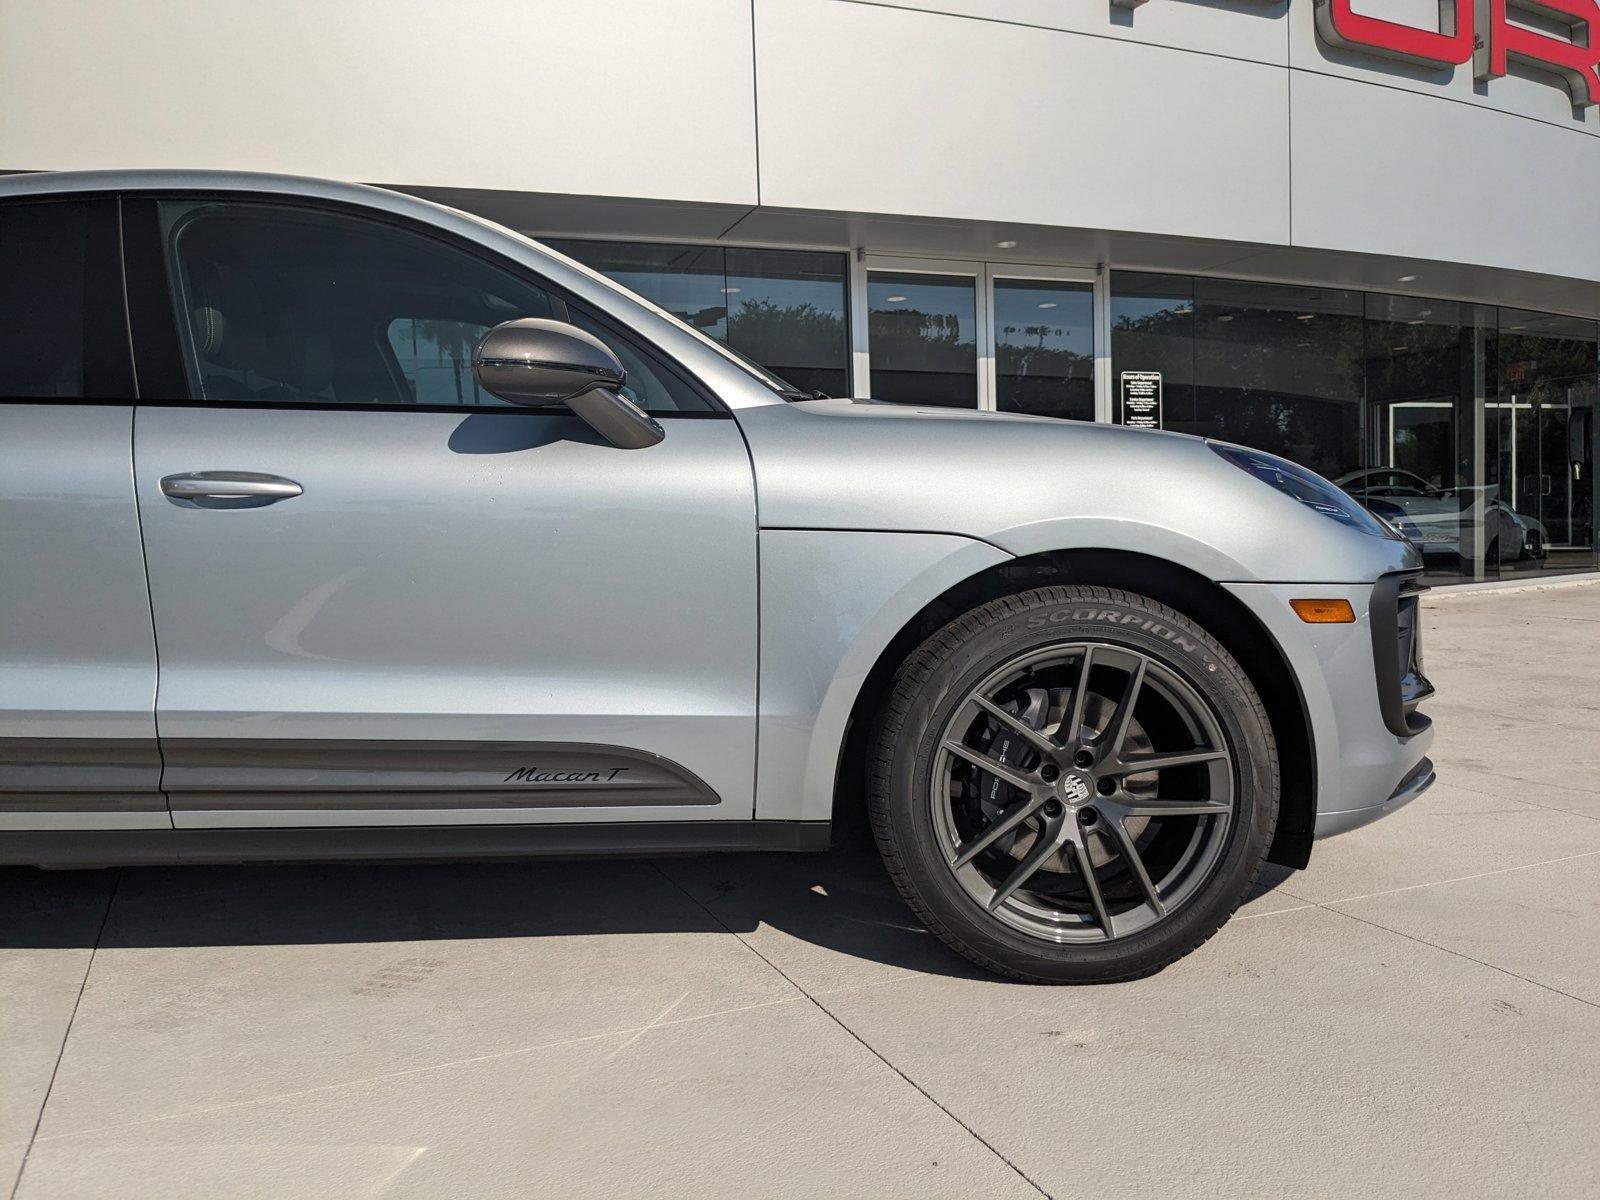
(192, 304), (228, 358)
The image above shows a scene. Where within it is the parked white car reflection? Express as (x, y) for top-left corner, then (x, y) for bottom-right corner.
(1337, 468), (1546, 564)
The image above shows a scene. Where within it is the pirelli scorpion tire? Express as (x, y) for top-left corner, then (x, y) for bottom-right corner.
(869, 585), (1278, 984)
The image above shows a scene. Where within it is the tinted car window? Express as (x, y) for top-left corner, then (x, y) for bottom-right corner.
(384, 317), (496, 407)
(563, 307), (710, 414)
(158, 201), (709, 412)
(0, 198), (131, 399)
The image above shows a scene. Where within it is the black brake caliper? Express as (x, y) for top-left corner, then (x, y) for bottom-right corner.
(976, 687), (1049, 820)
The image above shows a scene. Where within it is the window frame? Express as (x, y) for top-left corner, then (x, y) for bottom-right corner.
(118, 192), (729, 418)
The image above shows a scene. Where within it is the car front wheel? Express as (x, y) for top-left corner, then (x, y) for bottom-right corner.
(869, 585), (1279, 984)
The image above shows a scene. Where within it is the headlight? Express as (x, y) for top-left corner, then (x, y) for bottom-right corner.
(1365, 500), (1423, 544)
(1208, 442), (1395, 538)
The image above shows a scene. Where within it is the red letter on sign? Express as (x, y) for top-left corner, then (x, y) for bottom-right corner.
(1314, 0), (1474, 68)
(1476, 0), (1600, 108)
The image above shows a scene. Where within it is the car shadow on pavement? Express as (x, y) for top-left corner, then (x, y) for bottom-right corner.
(0, 821), (1293, 983)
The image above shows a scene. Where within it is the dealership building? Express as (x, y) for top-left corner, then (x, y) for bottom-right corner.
(4, 0), (1598, 583)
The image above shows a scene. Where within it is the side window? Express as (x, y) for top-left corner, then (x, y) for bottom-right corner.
(384, 318), (496, 407)
(160, 201), (552, 408)
(564, 308), (710, 414)
(155, 199), (711, 413)
(0, 198), (131, 400)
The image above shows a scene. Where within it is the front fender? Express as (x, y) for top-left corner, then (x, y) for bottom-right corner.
(735, 400), (1417, 584)
(988, 516), (1253, 581)
(754, 529), (1011, 822)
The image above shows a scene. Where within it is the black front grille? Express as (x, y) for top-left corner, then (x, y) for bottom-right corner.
(1396, 577), (1433, 707)
(1372, 573), (1434, 738)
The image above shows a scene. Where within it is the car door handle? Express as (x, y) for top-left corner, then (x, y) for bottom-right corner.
(160, 472), (304, 502)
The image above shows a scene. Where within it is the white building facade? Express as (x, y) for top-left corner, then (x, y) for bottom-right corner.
(5, 0), (1597, 580)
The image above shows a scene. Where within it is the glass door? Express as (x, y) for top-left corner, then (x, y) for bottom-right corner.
(1563, 386), (1597, 566)
(860, 258), (1098, 414)
(1382, 400), (1476, 576)
(991, 270), (1096, 421)
(1494, 310), (1599, 575)
(1500, 394), (1592, 563)
(1534, 401), (1571, 548)
(1489, 399), (1546, 571)
(864, 261), (984, 406)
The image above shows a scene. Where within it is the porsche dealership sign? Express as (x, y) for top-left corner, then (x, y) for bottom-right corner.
(1314, 0), (1600, 108)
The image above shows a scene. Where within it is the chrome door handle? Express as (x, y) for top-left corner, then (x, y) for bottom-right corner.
(160, 472), (304, 501)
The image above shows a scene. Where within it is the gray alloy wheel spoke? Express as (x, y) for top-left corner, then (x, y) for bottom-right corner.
(1103, 816), (1166, 918)
(941, 739), (1037, 793)
(1117, 798), (1231, 818)
(1116, 748), (1228, 773)
(1069, 838), (1114, 938)
(987, 819), (1066, 911)
(1061, 645), (1095, 746)
(1102, 656), (1147, 760)
(971, 695), (1060, 758)
(952, 795), (1044, 868)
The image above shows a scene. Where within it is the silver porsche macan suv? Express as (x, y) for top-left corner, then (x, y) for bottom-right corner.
(0, 172), (1435, 982)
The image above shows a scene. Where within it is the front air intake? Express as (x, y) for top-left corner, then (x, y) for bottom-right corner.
(1371, 573), (1434, 738)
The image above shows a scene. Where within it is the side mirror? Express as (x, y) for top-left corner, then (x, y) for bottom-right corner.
(472, 318), (664, 449)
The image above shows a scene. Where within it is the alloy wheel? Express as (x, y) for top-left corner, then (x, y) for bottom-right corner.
(931, 642), (1235, 944)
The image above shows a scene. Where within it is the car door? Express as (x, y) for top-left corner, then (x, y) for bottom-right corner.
(122, 195), (757, 827)
(0, 195), (166, 829)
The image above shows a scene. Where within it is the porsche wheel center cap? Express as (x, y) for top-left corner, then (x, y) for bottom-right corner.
(1058, 772), (1093, 805)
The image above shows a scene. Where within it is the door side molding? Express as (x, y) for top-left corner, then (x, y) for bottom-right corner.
(160, 738), (720, 817)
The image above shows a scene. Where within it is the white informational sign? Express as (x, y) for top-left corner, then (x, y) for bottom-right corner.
(1120, 371), (1163, 429)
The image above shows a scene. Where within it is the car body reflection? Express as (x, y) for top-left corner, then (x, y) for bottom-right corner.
(1337, 467), (1547, 566)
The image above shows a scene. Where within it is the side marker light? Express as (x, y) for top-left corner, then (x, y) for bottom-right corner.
(1290, 598), (1356, 624)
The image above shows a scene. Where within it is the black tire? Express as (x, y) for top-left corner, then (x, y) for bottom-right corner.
(869, 585), (1278, 984)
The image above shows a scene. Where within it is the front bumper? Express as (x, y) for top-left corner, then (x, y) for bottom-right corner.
(1223, 573), (1435, 840)
(1314, 756), (1436, 838)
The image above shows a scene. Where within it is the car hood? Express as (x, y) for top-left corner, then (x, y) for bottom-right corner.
(733, 399), (1420, 584)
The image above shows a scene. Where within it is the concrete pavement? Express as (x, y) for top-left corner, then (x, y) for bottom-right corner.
(4, 584), (1597, 1198)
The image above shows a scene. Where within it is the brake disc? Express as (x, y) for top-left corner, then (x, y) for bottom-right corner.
(978, 691), (1155, 872)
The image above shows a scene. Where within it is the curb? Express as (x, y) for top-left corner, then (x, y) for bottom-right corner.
(1424, 571), (1600, 600)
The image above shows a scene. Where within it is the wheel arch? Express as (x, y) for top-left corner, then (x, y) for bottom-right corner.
(832, 548), (1317, 870)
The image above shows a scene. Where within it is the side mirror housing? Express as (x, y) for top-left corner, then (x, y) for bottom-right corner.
(472, 318), (664, 449)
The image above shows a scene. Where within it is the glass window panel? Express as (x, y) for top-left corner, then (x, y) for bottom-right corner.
(1112, 271), (1599, 582)
(867, 271), (978, 407)
(993, 279), (1094, 421)
(163, 201), (560, 409)
(545, 240), (728, 339)
(564, 308), (711, 414)
(725, 248), (848, 398)
(1493, 308), (1598, 577)
(546, 240), (851, 397)
(386, 318), (496, 407)
(1189, 278), (1363, 483)
(0, 199), (130, 399)
(1361, 294), (1491, 583)
(1110, 272), (1196, 430)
